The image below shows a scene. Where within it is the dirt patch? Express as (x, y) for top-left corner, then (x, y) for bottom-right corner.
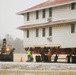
(0, 70), (76, 75)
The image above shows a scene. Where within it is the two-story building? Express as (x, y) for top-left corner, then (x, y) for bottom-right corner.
(17, 0), (76, 63)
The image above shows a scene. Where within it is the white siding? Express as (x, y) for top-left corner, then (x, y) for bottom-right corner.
(53, 4), (76, 21)
(24, 3), (76, 25)
(24, 9), (49, 25)
(24, 23), (76, 48)
(24, 27), (49, 46)
(23, 3), (76, 48)
(53, 23), (76, 48)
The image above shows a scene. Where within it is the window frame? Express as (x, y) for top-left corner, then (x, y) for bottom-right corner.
(27, 12), (29, 21)
(36, 11), (39, 19)
(42, 28), (45, 37)
(42, 9), (46, 18)
(71, 3), (75, 10)
(36, 28), (39, 37)
(71, 24), (75, 33)
(49, 27), (52, 36)
(26, 30), (29, 38)
(49, 8), (52, 17)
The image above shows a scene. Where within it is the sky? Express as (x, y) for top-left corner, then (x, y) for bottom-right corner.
(0, 0), (47, 39)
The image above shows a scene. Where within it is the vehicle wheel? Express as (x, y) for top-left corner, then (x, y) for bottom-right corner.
(54, 55), (58, 62)
(35, 55), (40, 62)
(44, 55), (49, 62)
(74, 56), (76, 63)
(10, 56), (13, 61)
(66, 55), (70, 63)
(72, 56), (76, 63)
(70, 56), (73, 63)
(70, 56), (76, 63)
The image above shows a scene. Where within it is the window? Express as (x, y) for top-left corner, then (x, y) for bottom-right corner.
(71, 24), (75, 33)
(42, 28), (45, 37)
(49, 8), (52, 17)
(71, 3), (75, 10)
(36, 11), (39, 19)
(49, 27), (52, 36)
(36, 28), (39, 37)
(27, 12), (29, 21)
(26, 30), (29, 38)
(42, 9), (46, 18)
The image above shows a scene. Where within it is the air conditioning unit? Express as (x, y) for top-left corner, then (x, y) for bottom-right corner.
(47, 36), (52, 41)
(47, 17), (52, 22)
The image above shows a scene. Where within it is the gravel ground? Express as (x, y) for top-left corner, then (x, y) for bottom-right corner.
(0, 62), (76, 75)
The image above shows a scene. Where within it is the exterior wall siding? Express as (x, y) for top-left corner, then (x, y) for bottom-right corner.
(53, 23), (76, 48)
(24, 9), (49, 25)
(23, 3), (76, 48)
(24, 3), (76, 25)
(24, 23), (76, 48)
(53, 4), (76, 21)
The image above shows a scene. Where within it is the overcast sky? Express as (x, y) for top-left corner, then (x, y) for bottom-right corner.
(0, 0), (47, 39)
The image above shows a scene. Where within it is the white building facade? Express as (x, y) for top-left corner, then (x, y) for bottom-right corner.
(18, 0), (76, 49)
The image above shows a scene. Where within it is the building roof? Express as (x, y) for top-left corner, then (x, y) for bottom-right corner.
(18, 18), (76, 30)
(17, 0), (76, 15)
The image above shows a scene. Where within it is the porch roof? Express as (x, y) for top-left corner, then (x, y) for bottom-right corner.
(18, 18), (76, 30)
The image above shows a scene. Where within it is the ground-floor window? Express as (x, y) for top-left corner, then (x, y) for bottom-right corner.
(71, 24), (75, 33)
(36, 28), (39, 37)
(26, 30), (29, 38)
(42, 28), (45, 37)
(49, 27), (52, 36)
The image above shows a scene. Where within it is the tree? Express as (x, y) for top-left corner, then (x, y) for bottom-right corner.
(13, 38), (25, 53)
(0, 38), (2, 46)
(5, 34), (14, 47)
(0, 34), (25, 53)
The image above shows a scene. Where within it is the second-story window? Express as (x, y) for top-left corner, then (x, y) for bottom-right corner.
(49, 27), (52, 36)
(71, 24), (75, 33)
(36, 28), (39, 37)
(42, 28), (45, 37)
(42, 9), (46, 18)
(36, 11), (39, 19)
(27, 12), (29, 21)
(49, 8), (52, 17)
(71, 3), (75, 10)
(26, 30), (29, 38)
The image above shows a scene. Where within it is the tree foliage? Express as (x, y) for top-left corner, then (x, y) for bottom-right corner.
(0, 34), (25, 53)
(0, 38), (2, 45)
(13, 38), (25, 53)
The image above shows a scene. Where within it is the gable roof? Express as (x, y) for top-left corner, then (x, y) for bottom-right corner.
(17, 0), (76, 15)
